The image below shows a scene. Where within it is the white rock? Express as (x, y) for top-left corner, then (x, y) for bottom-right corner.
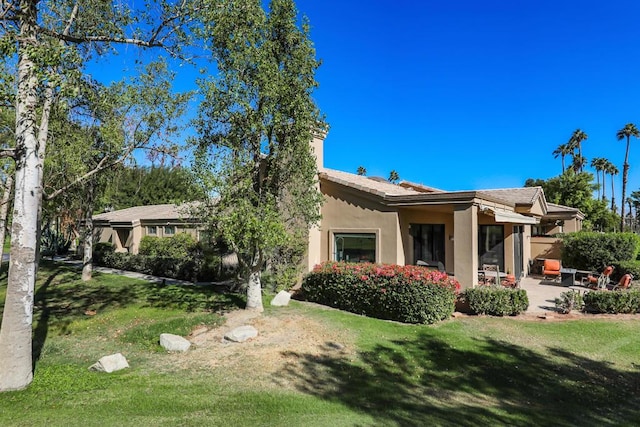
(224, 325), (258, 343)
(89, 353), (129, 373)
(159, 333), (192, 352)
(270, 290), (292, 307)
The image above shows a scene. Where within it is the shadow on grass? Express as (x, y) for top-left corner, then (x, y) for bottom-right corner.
(280, 331), (640, 426)
(29, 262), (244, 363)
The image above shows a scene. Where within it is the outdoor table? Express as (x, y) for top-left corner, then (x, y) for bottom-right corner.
(560, 268), (577, 287)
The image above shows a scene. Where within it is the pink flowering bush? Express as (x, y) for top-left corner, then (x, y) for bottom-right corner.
(301, 261), (460, 324)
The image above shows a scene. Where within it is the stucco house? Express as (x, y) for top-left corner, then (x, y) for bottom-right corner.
(93, 203), (201, 254)
(306, 134), (583, 289)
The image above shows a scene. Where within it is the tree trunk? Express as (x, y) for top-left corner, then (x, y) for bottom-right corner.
(81, 183), (95, 281)
(611, 174), (616, 213)
(621, 162), (629, 231)
(0, 1), (41, 391)
(82, 214), (93, 281)
(0, 175), (13, 269)
(246, 270), (264, 312)
(602, 171), (606, 201)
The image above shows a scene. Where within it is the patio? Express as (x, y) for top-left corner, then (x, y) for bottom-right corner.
(518, 275), (576, 314)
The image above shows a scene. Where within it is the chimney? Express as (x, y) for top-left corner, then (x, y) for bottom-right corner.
(311, 129), (327, 171)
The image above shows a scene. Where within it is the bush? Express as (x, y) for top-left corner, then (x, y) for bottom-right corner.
(93, 242), (115, 265)
(555, 290), (584, 314)
(583, 289), (640, 314)
(301, 262), (460, 324)
(562, 232), (640, 271)
(94, 234), (221, 282)
(610, 260), (640, 282)
(462, 287), (529, 316)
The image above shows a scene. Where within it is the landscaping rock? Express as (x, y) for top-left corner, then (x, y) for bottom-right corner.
(270, 290), (291, 307)
(160, 333), (192, 352)
(89, 353), (129, 373)
(224, 325), (258, 343)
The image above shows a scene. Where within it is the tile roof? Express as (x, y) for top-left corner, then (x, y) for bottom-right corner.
(546, 203), (580, 214)
(476, 187), (544, 206)
(93, 203), (196, 222)
(320, 168), (420, 197)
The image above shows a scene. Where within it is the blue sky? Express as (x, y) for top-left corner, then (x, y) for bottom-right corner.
(292, 0), (640, 201)
(93, 1), (640, 206)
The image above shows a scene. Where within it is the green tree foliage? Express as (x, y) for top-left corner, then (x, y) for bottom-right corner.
(356, 166), (367, 176)
(194, 0), (326, 311)
(616, 123), (639, 230)
(0, 0), (200, 391)
(525, 170), (618, 231)
(388, 170), (400, 183)
(561, 232), (640, 272)
(97, 166), (204, 212)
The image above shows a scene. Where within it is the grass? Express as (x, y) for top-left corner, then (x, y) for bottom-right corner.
(1, 262), (640, 426)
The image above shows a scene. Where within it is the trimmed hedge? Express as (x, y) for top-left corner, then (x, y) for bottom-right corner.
(301, 262), (460, 324)
(92, 236), (219, 282)
(562, 232), (640, 272)
(583, 289), (640, 314)
(462, 287), (529, 316)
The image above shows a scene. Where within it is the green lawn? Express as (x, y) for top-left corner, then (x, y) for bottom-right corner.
(1, 262), (640, 426)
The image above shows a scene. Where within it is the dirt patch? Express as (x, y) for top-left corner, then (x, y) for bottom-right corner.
(162, 308), (355, 389)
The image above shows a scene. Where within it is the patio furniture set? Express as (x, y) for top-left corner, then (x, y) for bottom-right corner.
(541, 259), (634, 292)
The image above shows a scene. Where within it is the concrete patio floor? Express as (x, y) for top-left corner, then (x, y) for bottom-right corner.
(519, 275), (580, 314)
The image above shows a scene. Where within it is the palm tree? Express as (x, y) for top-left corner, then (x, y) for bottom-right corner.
(356, 166), (367, 176)
(552, 143), (572, 173)
(590, 157), (607, 199)
(568, 129), (588, 172)
(616, 123), (640, 230)
(388, 170), (399, 184)
(572, 154), (587, 174)
(606, 162), (620, 212)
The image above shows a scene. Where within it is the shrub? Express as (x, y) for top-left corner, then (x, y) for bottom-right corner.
(301, 262), (460, 324)
(462, 287), (529, 316)
(583, 289), (640, 314)
(555, 290), (584, 314)
(610, 260), (640, 282)
(562, 232), (640, 271)
(93, 242), (115, 265)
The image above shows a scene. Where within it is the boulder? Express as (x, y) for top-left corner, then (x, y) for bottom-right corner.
(160, 333), (192, 352)
(270, 290), (291, 306)
(89, 353), (129, 373)
(224, 325), (258, 343)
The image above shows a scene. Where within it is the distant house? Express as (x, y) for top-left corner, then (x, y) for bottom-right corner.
(92, 203), (201, 254)
(306, 134), (583, 289)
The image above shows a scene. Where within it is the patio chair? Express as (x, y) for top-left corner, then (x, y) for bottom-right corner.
(480, 264), (500, 285)
(417, 260), (445, 272)
(608, 273), (633, 291)
(542, 259), (561, 281)
(595, 265), (614, 290)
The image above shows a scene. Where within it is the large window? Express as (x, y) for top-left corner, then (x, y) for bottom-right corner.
(478, 225), (504, 272)
(334, 233), (376, 263)
(411, 224), (445, 265)
(147, 226), (157, 235)
(164, 225), (175, 236)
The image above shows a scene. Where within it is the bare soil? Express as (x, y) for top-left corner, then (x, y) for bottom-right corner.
(162, 307), (355, 389)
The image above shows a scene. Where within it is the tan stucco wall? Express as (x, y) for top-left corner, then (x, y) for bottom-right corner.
(531, 236), (562, 260)
(454, 204), (478, 289)
(318, 182), (402, 265)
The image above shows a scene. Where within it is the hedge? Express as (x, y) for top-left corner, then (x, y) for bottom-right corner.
(92, 237), (219, 282)
(461, 287), (529, 316)
(301, 262), (460, 324)
(561, 232), (640, 272)
(583, 289), (640, 314)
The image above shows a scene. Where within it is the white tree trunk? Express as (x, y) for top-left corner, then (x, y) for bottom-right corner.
(0, 2), (42, 391)
(0, 175), (13, 268)
(246, 269), (264, 312)
(82, 214), (93, 281)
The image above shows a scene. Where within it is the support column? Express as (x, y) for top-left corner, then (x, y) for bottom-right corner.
(454, 204), (478, 289)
